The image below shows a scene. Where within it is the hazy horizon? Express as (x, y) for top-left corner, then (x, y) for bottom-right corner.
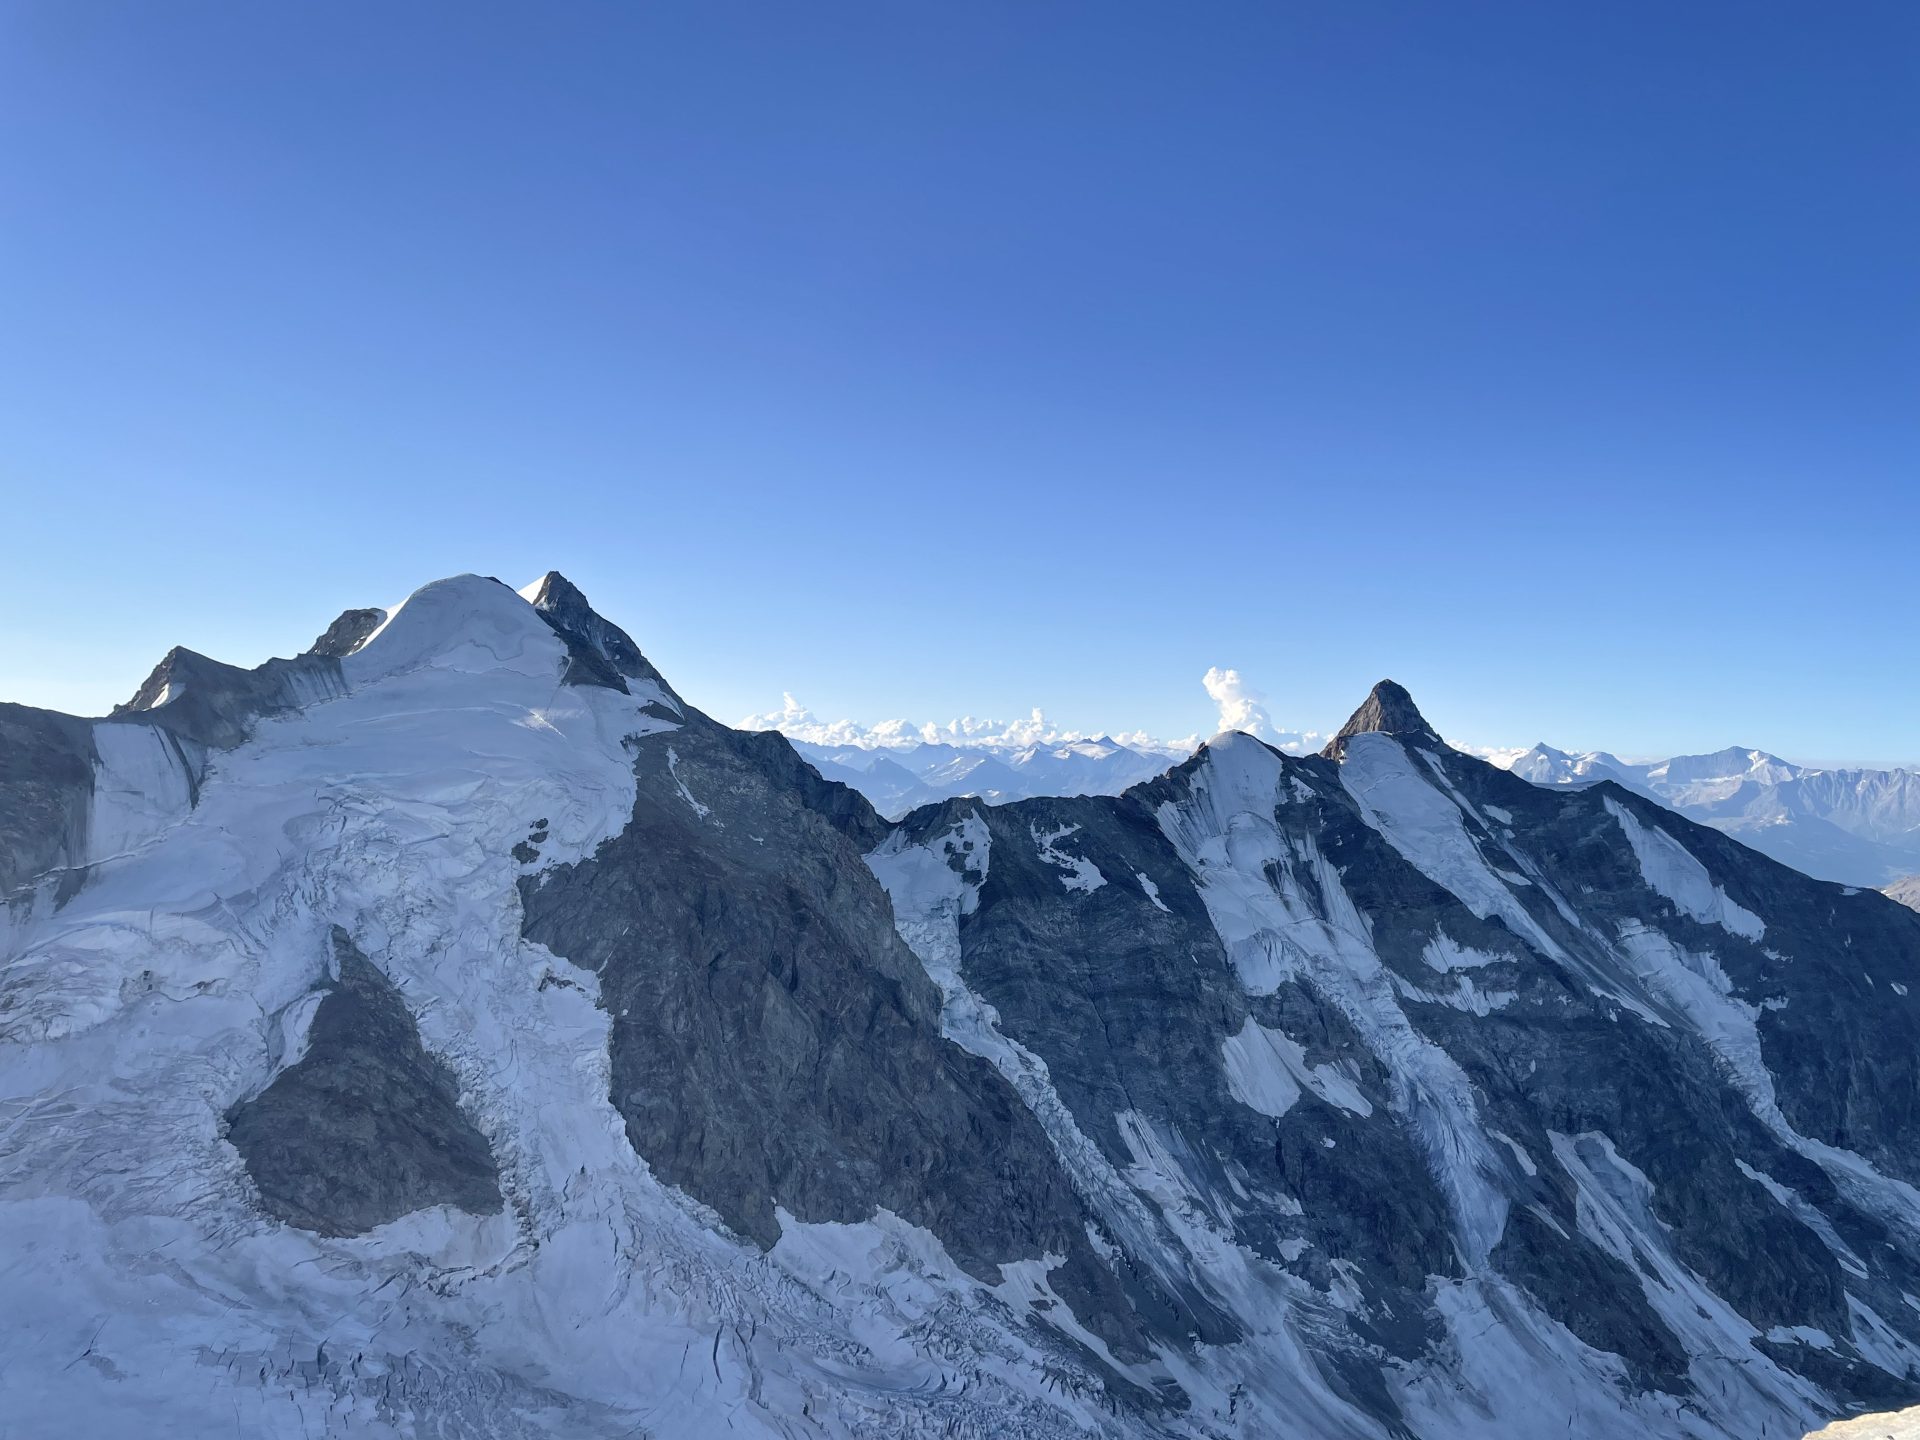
(12, 566), (1917, 775)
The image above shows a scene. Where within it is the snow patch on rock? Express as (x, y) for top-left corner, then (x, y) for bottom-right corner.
(1605, 797), (1766, 941)
(1031, 823), (1106, 893)
(1221, 1017), (1374, 1119)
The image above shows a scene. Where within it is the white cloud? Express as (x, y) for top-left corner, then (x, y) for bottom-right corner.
(1196, 668), (1354, 755)
(736, 693), (892, 749)
(918, 709), (1057, 749)
(1202, 666), (1272, 737)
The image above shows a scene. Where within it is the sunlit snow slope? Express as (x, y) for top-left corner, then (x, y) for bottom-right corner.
(5, 581), (1920, 1440)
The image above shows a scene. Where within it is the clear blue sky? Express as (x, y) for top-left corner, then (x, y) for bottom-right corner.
(3, 3), (1915, 763)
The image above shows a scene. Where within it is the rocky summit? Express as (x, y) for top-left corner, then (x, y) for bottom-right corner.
(4, 573), (1920, 1439)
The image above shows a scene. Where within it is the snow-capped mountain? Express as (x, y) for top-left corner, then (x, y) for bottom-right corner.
(1508, 743), (1920, 887)
(6, 575), (1920, 1439)
(791, 734), (1178, 818)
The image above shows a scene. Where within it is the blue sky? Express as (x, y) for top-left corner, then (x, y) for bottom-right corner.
(3, 3), (1915, 763)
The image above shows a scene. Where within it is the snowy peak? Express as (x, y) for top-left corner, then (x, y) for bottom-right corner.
(1649, 745), (1800, 788)
(341, 574), (557, 683)
(96, 572), (678, 759)
(1506, 743), (1637, 788)
(1321, 678), (1438, 757)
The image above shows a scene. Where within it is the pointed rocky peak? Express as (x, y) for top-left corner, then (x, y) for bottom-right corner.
(1320, 679), (1440, 758)
(116, 646), (191, 714)
(518, 569), (591, 619)
(306, 607), (387, 659)
(114, 646), (244, 716)
(519, 571), (679, 706)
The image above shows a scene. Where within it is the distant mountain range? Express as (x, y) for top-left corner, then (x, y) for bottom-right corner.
(1503, 743), (1920, 888)
(790, 734), (1180, 818)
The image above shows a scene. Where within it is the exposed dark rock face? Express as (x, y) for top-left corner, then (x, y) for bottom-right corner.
(0, 703), (94, 906)
(883, 710), (1920, 1432)
(1321, 677), (1440, 756)
(523, 570), (678, 700)
(1394, 737), (1920, 1370)
(519, 703), (1164, 1383)
(1297, 747), (1850, 1341)
(307, 606), (387, 657)
(726, 724), (893, 852)
(1490, 1201), (1691, 1391)
(110, 644), (347, 751)
(225, 927), (503, 1237)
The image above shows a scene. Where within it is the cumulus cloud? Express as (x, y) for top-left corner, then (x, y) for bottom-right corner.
(1202, 666), (1273, 737)
(917, 709), (1056, 749)
(736, 693), (888, 749)
(1195, 668), (1334, 754)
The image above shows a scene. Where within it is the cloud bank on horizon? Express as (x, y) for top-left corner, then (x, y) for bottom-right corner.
(741, 669), (1335, 759)
(740, 667), (1537, 768)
